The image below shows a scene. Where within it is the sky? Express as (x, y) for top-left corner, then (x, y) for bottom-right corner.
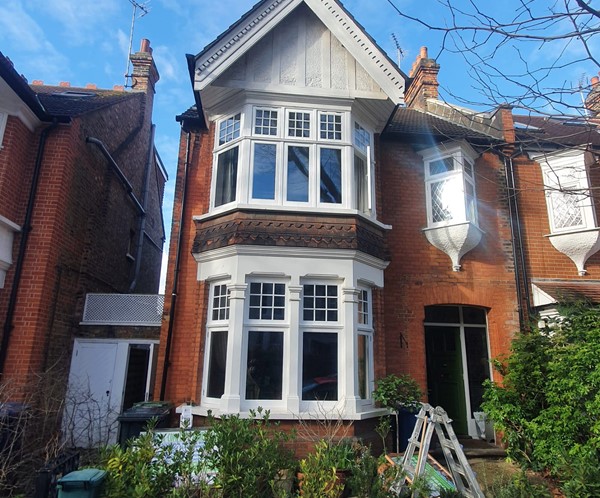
(1, 0), (594, 290)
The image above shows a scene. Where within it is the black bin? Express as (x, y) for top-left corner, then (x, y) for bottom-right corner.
(117, 402), (171, 446)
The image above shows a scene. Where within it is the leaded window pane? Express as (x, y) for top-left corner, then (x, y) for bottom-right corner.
(550, 191), (584, 229)
(248, 282), (285, 320)
(212, 284), (230, 321)
(303, 284), (338, 322)
(429, 157), (454, 176)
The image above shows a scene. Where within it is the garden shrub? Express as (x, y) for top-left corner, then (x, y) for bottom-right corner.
(482, 302), (600, 494)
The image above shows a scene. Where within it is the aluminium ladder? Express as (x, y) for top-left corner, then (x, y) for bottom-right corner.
(400, 403), (484, 498)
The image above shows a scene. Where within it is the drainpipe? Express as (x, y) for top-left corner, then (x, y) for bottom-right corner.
(160, 129), (191, 400)
(128, 124), (156, 292)
(85, 137), (145, 215)
(0, 121), (57, 375)
(504, 154), (532, 329)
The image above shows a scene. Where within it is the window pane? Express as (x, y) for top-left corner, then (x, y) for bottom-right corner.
(303, 284), (338, 322)
(248, 282), (285, 321)
(354, 122), (370, 154)
(320, 148), (342, 203)
(429, 157), (454, 175)
(212, 284), (230, 321)
(358, 335), (369, 399)
(246, 331), (284, 400)
(287, 146), (309, 202)
(355, 155), (368, 213)
(320, 113), (342, 140)
(255, 109), (278, 136)
(430, 177), (463, 223)
(465, 327), (490, 415)
(207, 331), (228, 398)
(288, 112), (310, 138)
(252, 144), (276, 200)
(219, 114), (241, 145)
(358, 289), (369, 325)
(550, 190), (584, 229)
(424, 306), (460, 324)
(302, 332), (338, 400)
(215, 147), (238, 206)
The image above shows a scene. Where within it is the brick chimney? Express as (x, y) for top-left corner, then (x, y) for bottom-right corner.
(129, 39), (160, 94)
(404, 47), (440, 110)
(586, 75), (600, 116)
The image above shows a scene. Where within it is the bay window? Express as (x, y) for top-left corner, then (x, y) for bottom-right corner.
(211, 105), (376, 213)
(421, 142), (478, 227)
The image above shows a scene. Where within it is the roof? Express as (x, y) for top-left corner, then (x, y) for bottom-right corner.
(533, 279), (600, 304)
(190, 0), (406, 103)
(382, 106), (503, 145)
(34, 85), (136, 119)
(0, 51), (51, 121)
(514, 114), (600, 149)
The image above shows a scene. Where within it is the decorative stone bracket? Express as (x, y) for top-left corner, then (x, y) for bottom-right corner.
(546, 227), (600, 276)
(422, 221), (484, 271)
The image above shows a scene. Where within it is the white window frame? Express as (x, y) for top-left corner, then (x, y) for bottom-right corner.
(209, 104), (378, 215)
(356, 286), (374, 403)
(537, 150), (597, 233)
(203, 281), (231, 404)
(420, 141), (479, 228)
(242, 278), (289, 410)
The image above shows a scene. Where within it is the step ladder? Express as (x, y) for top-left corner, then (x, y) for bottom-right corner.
(400, 403), (484, 498)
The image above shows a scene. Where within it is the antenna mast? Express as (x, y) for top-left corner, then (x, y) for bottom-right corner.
(391, 33), (404, 68)
(125, 0), (150, 87)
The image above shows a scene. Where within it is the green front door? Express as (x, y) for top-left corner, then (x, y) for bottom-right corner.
(425, 325), (468, 435)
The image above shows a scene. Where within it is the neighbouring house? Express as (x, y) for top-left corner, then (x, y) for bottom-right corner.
(156, 0), (600, 448)
(0, 39), (167, 448)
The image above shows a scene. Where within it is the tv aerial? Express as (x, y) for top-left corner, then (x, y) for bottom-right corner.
(125, 0), (151, 87)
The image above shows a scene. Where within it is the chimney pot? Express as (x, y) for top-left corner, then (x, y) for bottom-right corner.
(140, 39), (152, 54)
(32, 80), (44, 86)
(85, 83), (97, 89)
(59, 81), (70, 87)
(420, 46), (428, 59)
(592, 76), (599, 87)
(113, 85), (125, 91)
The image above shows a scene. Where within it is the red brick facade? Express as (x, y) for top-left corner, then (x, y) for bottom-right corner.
(0, 42), (165, 397)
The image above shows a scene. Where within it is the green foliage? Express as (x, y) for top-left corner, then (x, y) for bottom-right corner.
(346, 444), (396, 498)
(372, 374), (422, 410)
(102, 425), (210, 498)
(202, 408), (295, 498)
(298, 440), (349, 498)
(482, 302), (600, 494)
(486, 470), (551, 498)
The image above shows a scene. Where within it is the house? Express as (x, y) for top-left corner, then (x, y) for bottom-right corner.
(156, 0), (598, 447)
(0, 40), (167, 447)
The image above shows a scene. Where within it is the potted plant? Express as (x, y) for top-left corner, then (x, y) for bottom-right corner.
(373, 374), (422, 453)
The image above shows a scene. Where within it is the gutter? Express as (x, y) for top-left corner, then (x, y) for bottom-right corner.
(0, 121), (57, 375)
(160, 129), (192, 400)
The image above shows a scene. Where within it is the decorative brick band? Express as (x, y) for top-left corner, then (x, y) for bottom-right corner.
(193, 210), (388, 260)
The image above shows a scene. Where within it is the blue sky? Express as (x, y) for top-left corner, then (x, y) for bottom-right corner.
(1, 0), (593, 289)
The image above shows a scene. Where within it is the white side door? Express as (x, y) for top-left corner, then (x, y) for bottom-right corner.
(64, 340), (127, 447)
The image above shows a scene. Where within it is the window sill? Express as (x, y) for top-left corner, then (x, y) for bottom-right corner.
(177, 403), (389, 421)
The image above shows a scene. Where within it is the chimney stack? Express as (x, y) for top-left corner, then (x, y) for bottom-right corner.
(586, 74), (600, 116)
(129, 38), (160, 94)
(404, 46), (440, 110)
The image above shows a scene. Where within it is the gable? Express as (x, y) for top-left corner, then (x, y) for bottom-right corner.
(192, 0), (405, 114)
(213, 4), (387, 100)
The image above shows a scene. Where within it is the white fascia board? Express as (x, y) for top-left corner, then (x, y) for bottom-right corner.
(194, 0), (303, 91)
(0, 79), (42, 131)
(305, 0), (405, 104)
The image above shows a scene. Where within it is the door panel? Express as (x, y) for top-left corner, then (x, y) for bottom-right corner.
(425, 326), (468, 434)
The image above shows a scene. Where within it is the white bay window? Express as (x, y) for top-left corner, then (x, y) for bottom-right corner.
(211, 105), (375, 215)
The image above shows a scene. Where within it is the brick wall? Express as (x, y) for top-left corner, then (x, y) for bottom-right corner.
(378, 139), (519, 392)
